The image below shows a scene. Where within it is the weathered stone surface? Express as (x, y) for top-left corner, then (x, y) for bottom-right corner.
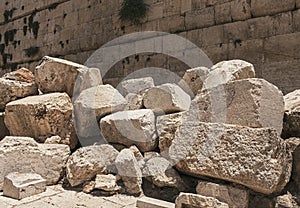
(35, 56), (87, 97)
(251, 0), (295, 17)
(4, 92), (77, 149)
(137, 196), (175, 208)
(203, 59), (255, 89)
(196, 181), (249, 208)
(124, 93), (144, 110)
(157, 112), (292, 194)
(74, 84), (127, 139)
(115, 149), (142, 195)
(274, 193), (298, 208)
(282, 90), (300, 138)
(3, 172), (46, 200)
(0, 112), (9, 140)
(2, 68), (35, 83)
(194, 78), (284, 134)
(118, 77), (155, 95)
(44, 136), (69, 146)
(286, 138), (300, 190)
(66, 144), (119, 187)
(0, 136), (70, 190)
(248, 195), (274, 208)
(95, 174), (120, 192)
(230, 0), (251, 21)
(177, 67), (210, 98)
(143, 83), (191, 114)
(175, 193), (229, 208)
(100, 109), (158, 152)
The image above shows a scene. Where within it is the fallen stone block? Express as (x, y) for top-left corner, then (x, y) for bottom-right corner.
(196, 181), (249, 208)
(143, 83), (191, 114)
(124, 93), (144, 110)
(4, 92), (77, 149)
(95, 174), (120, 192)
(137, 196), (175, 208)
(66, 144), (119, 187)
(118, 77), (155, 95)
(100, 109), (158, 152)
(0, 136), (70, 190)
(3, 172), (46, 200)
(0, 112), (9, 140)
(175, 193), (229, 208)
(203, 59), (255, 89)
(282, 89), (300, 138)
(2, 68), (35, 83)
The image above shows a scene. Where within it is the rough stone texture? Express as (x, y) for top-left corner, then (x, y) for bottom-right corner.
(175, 193), (229, 208)
(274, 193), (298, 208)
(157, 112), (292, 194)
(143, 83), (191, 114)
(137, 196), (175, 208)
(118, 77), (155, 96)
(0, 78), (38, 111)
(3, 172), (46, 200)
(282, 90), (300, 138)
(74, 84), (127, 139)
(0, 136), (70, 190)
(194, 78), (285, 134)
(44, 136), (69, 146)
(230, 0), (251, 21)
(95, 174), (120, 192)
(248, 195), (274, 208)
(0, 112), (9, 140)
(115, 149), (142, 195)
(286, 138), (300, 190)
(66, 144), (119, 187)
(100, 109), (158, 152)
(4, 92), (77, 149)
(196, 181), (249, 208)
(124, 93), (144, 110)
(251, 0), (295, 17)
(203, 60), (255, 89)
(35, 56), (87, 97)
(2, 68), (35, 83)
(177, 67), (210, 98)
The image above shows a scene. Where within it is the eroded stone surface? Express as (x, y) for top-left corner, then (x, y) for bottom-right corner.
(124, 93), (144, 110)
(118, 77), (154, 95)
(3, 68), (35, 83)
(175, 193), (229, 208)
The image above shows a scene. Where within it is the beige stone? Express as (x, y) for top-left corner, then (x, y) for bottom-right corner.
(100, 109), (158, 152)
(35, 56), (87, 97)
(44, 136), (69, 146)
(95, 174), (120, 192)
(3, 172), (46, 200)
(175, 193), (229, 208)
(230, 0), (251, 21)
(251, 0), (295, 17)
(0, 112), (9, 140)
(137, 196), (175, 208)
(118, 77), (154, 96)
(274, 193), (298, 208)
(0, 136), (70, 190)
(215, 2), (232, 24)
(4, 92), (77, 149)
(203, 59), (255, 89)
(286, 138), (300, 190)
(185, 7), (215, 30)
(143, 83), (191, 114)
(66, 144), (119, 187)
(196, 181), (249, 208)
(124, 93), (144, 110)
(194, 78), (284, 134)
(2, 68), (35, 83)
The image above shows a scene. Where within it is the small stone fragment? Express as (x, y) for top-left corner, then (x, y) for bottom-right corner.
(175, 193), (229, 208)
(45, 135), (69, 146)
(95, 174), (120, 192)
(274, 192), (298, 208)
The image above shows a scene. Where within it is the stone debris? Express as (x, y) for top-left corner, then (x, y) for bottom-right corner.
(44, 135), (69, 145)
(4, 92), (77, 149)
(0, 136), (70, 190)
(143, 83), (191, 114)
(137, 196), (175, 208)
(3, 172), (46, 200)
(124, 93), (144, 110)
(0, 112), (9, 140)
(175, 193), (229, 208)
(118, 77), (155, 95)
(203, 59), (255, 89)
(100, 109), (158, 152)
(94, 174), (120, 192)
(274, 192), (298, 208)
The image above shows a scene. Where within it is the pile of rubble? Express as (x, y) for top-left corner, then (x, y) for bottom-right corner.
(0, 56), (300, 208)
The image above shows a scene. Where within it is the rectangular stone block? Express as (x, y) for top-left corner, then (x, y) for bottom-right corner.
(273, 12), (293, 36)
(180, 0), (192, 14)
(201, 25), (224, 47)
(251, 0), (295, 17)
(293, 9), (300, 32)
(230, 0), (251, 21)
(223, 21), (249, 43)
(185, 7), (215, 30)
(215, 2), (232, 24)
(137, 196), (175, 208)
(247, 16), (275, 39)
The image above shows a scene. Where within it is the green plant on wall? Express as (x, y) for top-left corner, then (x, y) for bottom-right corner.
(119, 0), (149, 24)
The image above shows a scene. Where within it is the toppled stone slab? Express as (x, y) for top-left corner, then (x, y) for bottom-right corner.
(3, 172), (46, 200)
(175, 193), (229, 208)
(95, 174), (120, 192)
(74, 84), (127, 139)
(66, 144), (119, 187)
(143, 83), (191, 114)
(0, 136), (70, 190)
(282, 90), (300, 138)
(194, 78), (284, 134)
(196, 181), (249, 208)
(0, 112), (9, 140)
(115, 149), (142, 195)
(137, 196), (175, 208)
(100, 109), (158, 152)
(4, 92), (77, 149)
(157, 112), (292, 194)
(35, 56), (88, 97)
(203, 59), (255, 89)
(178, 67), (210, 98)
(124, 93), (144, 110)
(3, 68), (35, 83)
(118, 77), (155, 95)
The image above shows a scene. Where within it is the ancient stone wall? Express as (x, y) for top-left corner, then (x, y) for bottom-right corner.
(0, 0), (300, 94)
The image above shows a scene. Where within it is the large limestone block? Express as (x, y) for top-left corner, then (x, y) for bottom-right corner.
(0, 136), (70, 190)
(282, 90), (300, 138)
(100, 109), (158, 152)
(251, 0), (295, 17)
(157, 112), (292, 194)
(143, 83), (191, 114)
(194, 78), (284, 134)
(115, 149), (142, 195)
(118, 77), (155, 95)
(74, 84), (127, 140)
(203, 59), (255, 89)
(4, 93), (77, 149)
(66, 144), (119, 187)
(3, 172), (46, 200)
(175, 193), (229, 208)
(196, 181), (249, 208)
(0, 112), (9, 140)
